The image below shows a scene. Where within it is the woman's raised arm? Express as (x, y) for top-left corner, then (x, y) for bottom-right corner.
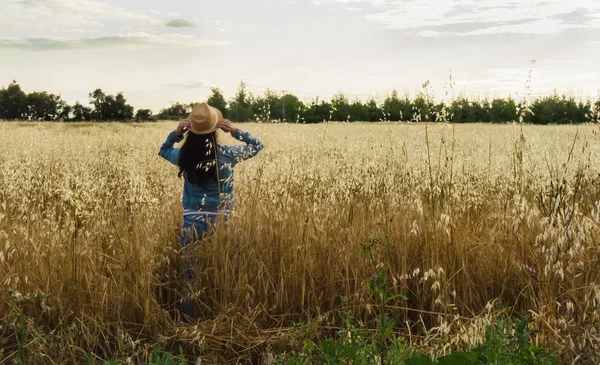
(158, 119), (190, 166)
(217, 119), (264, 164)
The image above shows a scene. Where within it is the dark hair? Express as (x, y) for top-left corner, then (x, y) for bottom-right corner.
(178, 132), (218, 186)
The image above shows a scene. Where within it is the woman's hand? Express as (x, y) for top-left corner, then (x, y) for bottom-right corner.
(175, 119), (191, 138)
(217, 119), (238, 134)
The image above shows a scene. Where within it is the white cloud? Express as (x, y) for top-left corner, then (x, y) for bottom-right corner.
(456, 68), (600, 96)
(451, 68), (540, 91)
(482, 67), (541, 79)
(311, 0), (600, 36)
(1, 0), (162, 30)
(417, 30), (443, 38)
(557, 71), (599, 82)
(183, 81), (211, 89)
(0, 33), (232, 51)
(460, 18), (581, 36)
(312, 0), (385, 5)
(211, 20), (227, 32)
(165, 80), (212, 89)
(166, 19), (196, 28)
(428, 18), (583, 37)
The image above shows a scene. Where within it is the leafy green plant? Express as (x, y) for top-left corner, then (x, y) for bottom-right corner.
(148, 347), (176, 365)
(404, 317), (557, 365)
(276, 315), (411, 365)
(275, 239), (558, 365)
(275, 238), (411, 364)
(102, 345), (189, 365)
(472, 317), (557, 365)
(362, 237), (408, 364)
(5, 290), (31, 365)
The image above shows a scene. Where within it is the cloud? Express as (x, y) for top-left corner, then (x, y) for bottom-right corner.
(457, 68), (599, 92)
(453, 67), (543, 87)
(166, 19), (196, 28)
(18, 0), (156, 20)
(0, 33), (232, 51)
(183, 81), (210, 89)
(457, 18), (581, 36)
(417, 30), (443, 38)
(310, 0), (600, 36)
(165, 80), (212, 89)
(211, 20), (226, 32)
(423, 18), (583, 37)
(2, 0), (162, 30)
(313, 0), (385, 5)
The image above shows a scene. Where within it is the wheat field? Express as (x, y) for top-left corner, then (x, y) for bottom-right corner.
(1, 121), (600, 363)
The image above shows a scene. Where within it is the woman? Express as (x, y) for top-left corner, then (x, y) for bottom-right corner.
(158, 102), (263, 323)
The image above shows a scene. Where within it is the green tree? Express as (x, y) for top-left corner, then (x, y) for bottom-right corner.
(88, 88), (106, 120)
(252, 89), (283, 122)
(348, 100), (365, 121)
(88, 89), (134, 121)
(0, 81), (28, 120)
(363, 98), (381, 122)
(156, 103), (191, 120)
(26, 91), (69, 121)
(302, 97), (332, 123)
(490, 98), (518, 123)
(331, 92), (352, 121)
(529, 93), (591, 124)
(473, 99), (491, 122)
(228, 82), (253, 122)
(113, 93), (134, 120)
(280, 92), (304, 122)
(382, 90), (412, 121)
(71, 102), (93, 121)
(448, 97), (491, 123)
(206, 87), (228, 118)
(591, 98), (600, 123)
(135, 109), (154, 122)
(57, 104), (72, 121)
(250, 90), (305, 123)
(412, 95), (434, 122)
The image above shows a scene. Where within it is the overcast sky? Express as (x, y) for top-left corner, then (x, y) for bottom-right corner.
(1, 0), (600, 111)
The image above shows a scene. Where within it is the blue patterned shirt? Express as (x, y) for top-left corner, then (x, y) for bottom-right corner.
(159, 129), (263, 214)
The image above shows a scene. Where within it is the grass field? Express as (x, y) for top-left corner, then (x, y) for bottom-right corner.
(1, 121), (600, 363)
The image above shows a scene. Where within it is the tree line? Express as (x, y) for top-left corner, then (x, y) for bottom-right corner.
(1, 80), (599, 124)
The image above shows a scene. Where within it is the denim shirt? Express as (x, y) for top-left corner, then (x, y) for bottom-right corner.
(159, 129), (263, 214)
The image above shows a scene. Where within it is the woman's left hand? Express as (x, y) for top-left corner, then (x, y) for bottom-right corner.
(176, 119), (191, 138)
(217, 119), (238, 134)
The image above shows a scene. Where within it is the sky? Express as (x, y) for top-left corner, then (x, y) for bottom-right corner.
(1, 0), (600, 112)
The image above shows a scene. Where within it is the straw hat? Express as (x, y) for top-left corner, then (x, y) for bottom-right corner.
(188, 102), (223, 135)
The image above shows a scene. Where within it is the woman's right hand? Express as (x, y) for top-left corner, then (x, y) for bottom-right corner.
(175, 119), (191, 138)
(217, 119), (238, 134)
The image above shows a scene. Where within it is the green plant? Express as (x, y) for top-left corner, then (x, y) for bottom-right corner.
(362, 238), (408, 365)
(148, 348), (176, 365)
(403, 317), (557, 365)
(472, 317), (557, 365)
(275, 241), (558, 365)
(275, 238), (411, 365)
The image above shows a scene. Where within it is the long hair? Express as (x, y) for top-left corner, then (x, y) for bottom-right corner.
(178, 132), (218, 186)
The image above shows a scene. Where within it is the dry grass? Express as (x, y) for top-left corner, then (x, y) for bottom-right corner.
(1, 121), (600, 363)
